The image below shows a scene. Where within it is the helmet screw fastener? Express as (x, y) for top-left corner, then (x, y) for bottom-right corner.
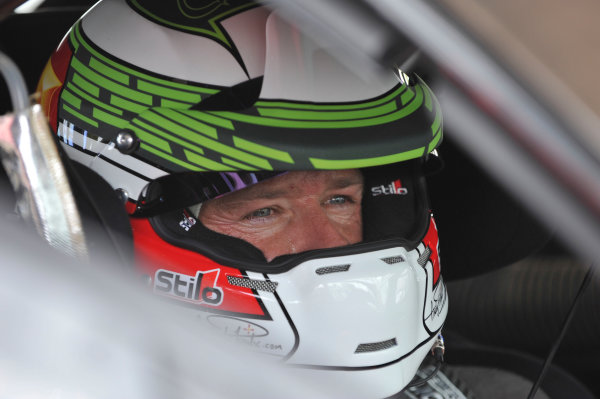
(115, 188), (129, 204)
(115, 129), (140, 154)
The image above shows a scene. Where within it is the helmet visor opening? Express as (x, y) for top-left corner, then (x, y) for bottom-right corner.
(132, 171), (284, 218)
(141, 159), (431, 271)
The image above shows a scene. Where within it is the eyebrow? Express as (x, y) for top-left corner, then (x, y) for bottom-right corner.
(240, 175), (364, 202)
(241, 188), (288, 201)
(225, 176), (358, 205)
(328, 176), (364, 190)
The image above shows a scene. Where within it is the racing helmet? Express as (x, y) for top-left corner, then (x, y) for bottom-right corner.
(37, 0), (448, 396)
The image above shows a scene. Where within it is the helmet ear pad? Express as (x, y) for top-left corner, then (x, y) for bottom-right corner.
(361, 160), (430, 244)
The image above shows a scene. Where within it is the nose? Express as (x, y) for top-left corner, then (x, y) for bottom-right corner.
(288, 206), (358, 254)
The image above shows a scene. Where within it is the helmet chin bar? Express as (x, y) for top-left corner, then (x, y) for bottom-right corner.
(133, 215), (447, 397)
(267, 234), (446, 397)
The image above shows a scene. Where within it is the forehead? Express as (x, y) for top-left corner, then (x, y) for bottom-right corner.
(216, 169), (363, 202)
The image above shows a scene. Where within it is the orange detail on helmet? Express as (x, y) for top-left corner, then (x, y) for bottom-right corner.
(36, 37), (73, 131)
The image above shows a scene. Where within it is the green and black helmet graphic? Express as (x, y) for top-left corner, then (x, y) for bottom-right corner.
(59, 20), (442, 174)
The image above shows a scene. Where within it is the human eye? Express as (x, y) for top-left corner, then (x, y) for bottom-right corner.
(244, 207), (274, 221)
(323, 191), (362, 219)
(326, 195), (351, 206)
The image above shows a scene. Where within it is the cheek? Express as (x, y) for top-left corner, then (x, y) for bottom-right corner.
(332, 207), (363, 243)
(347, 211), (363, 243)
(200, 212), (289, 255)
(199, 213), (237, 236)
(249, 236), (294, 262)
(202, 217), (274, 242)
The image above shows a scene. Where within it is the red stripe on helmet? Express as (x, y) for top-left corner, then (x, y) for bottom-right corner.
(423, 216), (441, 285)
(131, 218), (269, 318)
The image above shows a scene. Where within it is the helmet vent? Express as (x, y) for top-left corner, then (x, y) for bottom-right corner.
(355, 338), (397, 353)
(315, 264), (351, 275)
(417, 247), (432, 267)
(381, 256), (405, 264)
(227, 276), (278, 293)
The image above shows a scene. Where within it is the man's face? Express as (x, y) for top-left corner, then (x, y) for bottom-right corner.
(199, 170), (364, 261)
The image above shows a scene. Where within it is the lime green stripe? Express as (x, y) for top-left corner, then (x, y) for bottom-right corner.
(215, 85), (423, 129)
(71, 57), (152, 105)
(310, 147), (425, 169)
(73, 23), (218, 95)
(93, 108), (128, 128)
(67, 83), (123, 115)
(61, 89), (81, 109)
(154, 108), (217, 139)
(255, 85), (407, 111)
(257, 101), (397, 121)
(132, 119), (205, 156)
(431, 110), (442, 136)
(141, 112), (203, 143)
(221, 157), (257, 170)
(161, 99), (191, 109)
(428, 129), (442, 153)
(184, 149), (231, 170)
(62, 104), (99, 128)
(110, 94), (148, 114)
(69, 28), (79, 51)
(134, 129), (172, 153)
(140, 143), (204, 171)
(187, 111), (234, 130)
(72, 73), (100, 97)
(400, 88), (415, 105)
(89, 57), (129, 85)
(138, 80), (201, 103)
(233, 136), (294, 164)
(140, 112), (272, 170)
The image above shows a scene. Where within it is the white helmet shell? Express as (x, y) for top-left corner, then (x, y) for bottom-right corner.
(37, 0), (448, 396)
